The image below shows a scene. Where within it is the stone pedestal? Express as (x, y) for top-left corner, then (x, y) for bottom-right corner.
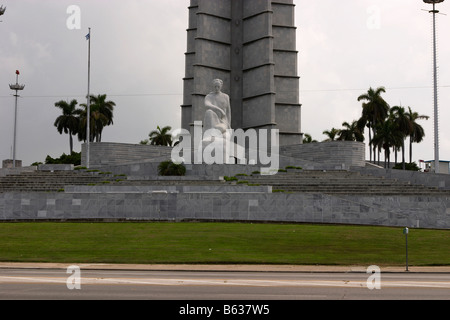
(2, 159), (22, 168)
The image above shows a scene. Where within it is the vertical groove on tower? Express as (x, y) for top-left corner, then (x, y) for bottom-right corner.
(230, 0), (244, 129)
(241, 0), (276, 131)
(272, 0), (302, 144)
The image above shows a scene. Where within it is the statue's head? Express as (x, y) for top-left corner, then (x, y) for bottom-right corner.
(212, 79), (223, 93)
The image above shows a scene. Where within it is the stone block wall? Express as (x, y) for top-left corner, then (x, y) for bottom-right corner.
(1, 190), (449, 229)
(81, 142), (172, 168)
(2, 159), (22, 169)
(0, 166), (36, 177)
(281, 141), (366, 168)
(80, 140), (365, 174)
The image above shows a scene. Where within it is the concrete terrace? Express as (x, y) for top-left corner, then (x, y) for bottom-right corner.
(0, 170), (118, 193)
(0, 165), (449, 228)
(235, 170), (450, 196)
(1, 168), (448, 196)
(1, 140), (450, 228)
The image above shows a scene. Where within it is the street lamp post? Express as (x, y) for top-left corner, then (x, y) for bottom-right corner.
(423, 0), (445, 173)
(403, 227), (409, 272)
(9, 70), (25, 168)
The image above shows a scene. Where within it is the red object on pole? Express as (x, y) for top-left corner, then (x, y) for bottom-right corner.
(16, 70), (20, 75)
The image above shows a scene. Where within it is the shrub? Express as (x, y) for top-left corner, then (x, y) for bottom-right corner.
(158, 160), (186, 176)
(393, 162), (421, 171)
(44, 152), (81, 165)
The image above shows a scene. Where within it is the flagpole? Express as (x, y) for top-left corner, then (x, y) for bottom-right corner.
(86, 27), (91, 169)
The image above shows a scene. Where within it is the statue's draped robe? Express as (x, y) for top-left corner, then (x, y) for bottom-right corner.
(204, 92), (231, 134)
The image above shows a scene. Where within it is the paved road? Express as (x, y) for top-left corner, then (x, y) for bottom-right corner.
(0, 266), (449, 301)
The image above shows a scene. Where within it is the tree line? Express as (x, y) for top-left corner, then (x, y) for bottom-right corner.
(304, 86), (429, 169)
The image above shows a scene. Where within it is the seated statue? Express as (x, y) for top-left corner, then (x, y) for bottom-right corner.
(204, 79), (231, 134)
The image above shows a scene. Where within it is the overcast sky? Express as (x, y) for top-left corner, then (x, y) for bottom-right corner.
(1, 0), (449, 167)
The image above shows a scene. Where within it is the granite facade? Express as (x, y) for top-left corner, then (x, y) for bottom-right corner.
(1, 190), (449, 229)
(182, 0), (302, 146)
(79, 140), (365, 173)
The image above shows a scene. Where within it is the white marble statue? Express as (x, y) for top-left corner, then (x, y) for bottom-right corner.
(204, 79), (231, 134)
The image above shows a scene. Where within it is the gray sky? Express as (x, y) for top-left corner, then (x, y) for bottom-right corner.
(1, 0), (449, 167)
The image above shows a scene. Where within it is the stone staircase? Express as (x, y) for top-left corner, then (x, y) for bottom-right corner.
(0, 170), (118, 193)
(0, 169), (232, 193)
(234, 170), (450, 195)
(1, 168), (448, 196)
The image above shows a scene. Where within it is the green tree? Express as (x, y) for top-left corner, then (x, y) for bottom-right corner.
(390, 106), (413, 170)
(406, 107), (429, 163)
(322, 128), (339, 142)
(54, 99), (80, 154)
(89, 94), (115, 142)
(371, 118), (403, 168)
(338, 120), (365, 142)
(357, 87), (390, 162)
(302, 133), (317, 143)
(76, 105), (90, 143)
(78, 94), (115, 143)
(147, 125), (173, 146)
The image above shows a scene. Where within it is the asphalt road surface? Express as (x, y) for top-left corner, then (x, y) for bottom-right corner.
(0, 268), (449, 301)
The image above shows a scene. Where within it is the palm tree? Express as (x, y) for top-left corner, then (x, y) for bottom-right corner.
(76, 105), (90, 143)
(338, 120), (365, 142)
(371, 118), (403, 168)
(357, 87), (390, 162)
(78, 94), (115, 143)
(406, 107), (429, 163)
(54, 99), (80, 154)
(148, 125), (173, 146)
(89, 94), (115, 142)
(384, 108), (400, 166)
(302, 133), (317, 143)
(390, 106), (413, 170)
(322, 128), (339, 142)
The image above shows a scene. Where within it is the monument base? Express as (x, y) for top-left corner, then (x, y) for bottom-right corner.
(200, 134), (247, 165)
(81, 141), (366, 172)
(2, 159), (22, 169)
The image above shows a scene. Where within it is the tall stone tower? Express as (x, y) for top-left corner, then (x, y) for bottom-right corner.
(182, 0), (302, 146)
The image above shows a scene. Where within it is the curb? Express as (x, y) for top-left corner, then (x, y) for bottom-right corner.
(1, 263), (450, 273)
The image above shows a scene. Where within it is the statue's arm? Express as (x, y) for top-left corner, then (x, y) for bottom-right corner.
(205, 95), (225, 117)
(225, 95), (231, 125)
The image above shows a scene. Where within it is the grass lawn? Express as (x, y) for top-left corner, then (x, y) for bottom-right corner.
(0, 222), (448, 266)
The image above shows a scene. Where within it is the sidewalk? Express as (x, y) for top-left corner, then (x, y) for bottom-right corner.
(1, 262), (449, 273)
